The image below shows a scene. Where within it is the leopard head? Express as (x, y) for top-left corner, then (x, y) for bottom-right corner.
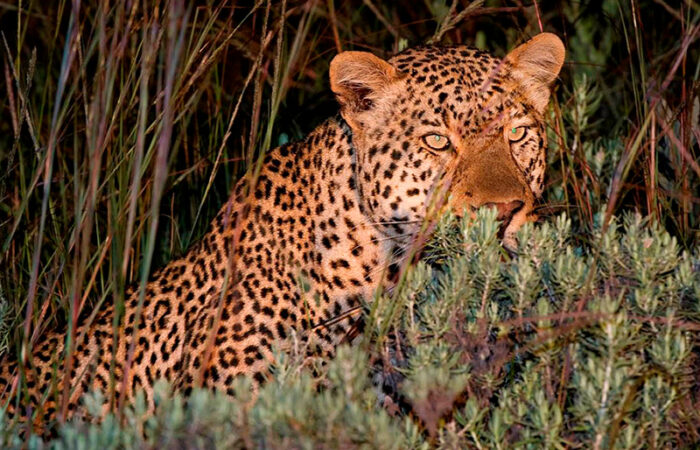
(330, 33), (565, 250)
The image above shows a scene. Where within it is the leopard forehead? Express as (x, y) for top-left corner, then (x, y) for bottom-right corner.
(390, 45), (503, 89)
(379, 45), (529, 134)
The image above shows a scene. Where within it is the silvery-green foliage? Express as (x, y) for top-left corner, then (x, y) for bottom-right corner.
(1, 210), (697, 448)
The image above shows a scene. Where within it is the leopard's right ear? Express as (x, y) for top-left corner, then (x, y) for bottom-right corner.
(329, 51), (400, 114)
(505, 33), (565, 113)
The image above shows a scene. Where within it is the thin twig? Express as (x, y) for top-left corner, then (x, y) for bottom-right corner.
(362, 0), (399, 39)
(428, 0), (484, 45)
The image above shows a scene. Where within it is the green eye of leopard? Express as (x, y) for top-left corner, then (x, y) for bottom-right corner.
(507, 126), (528, 142)
(422, 134), (451, 151)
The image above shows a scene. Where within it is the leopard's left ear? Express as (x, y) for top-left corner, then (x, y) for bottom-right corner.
(505, 33), (565, 113)
(330, 51), (401, 116)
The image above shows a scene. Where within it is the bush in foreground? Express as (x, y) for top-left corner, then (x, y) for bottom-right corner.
(2, 210), (697, 449)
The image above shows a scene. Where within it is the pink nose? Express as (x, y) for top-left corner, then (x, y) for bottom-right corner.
(482, 200), (524, 221)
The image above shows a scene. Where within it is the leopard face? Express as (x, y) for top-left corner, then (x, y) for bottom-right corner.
(331, 33), (565, 248)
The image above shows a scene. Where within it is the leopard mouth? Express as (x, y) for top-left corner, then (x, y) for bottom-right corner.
(496, 214), (514, 241)
(495, 203), (523, 240)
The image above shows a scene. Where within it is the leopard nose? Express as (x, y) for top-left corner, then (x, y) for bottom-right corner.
(482, 200), (524, 221)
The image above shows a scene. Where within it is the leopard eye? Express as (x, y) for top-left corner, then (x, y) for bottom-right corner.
(422, 134), (451, 151)
(506, 126), (528, 143)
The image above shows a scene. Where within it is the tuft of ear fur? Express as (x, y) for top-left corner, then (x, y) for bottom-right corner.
(329, 51), (400, 114)
(505, 33), (565, 112)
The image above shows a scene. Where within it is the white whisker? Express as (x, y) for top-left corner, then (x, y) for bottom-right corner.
(348, 219), (422, 232)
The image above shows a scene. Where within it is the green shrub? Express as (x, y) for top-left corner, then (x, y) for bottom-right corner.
(1, 210), (697, 448)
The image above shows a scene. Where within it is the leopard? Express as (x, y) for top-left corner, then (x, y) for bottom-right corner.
(0, 33), (565, 427)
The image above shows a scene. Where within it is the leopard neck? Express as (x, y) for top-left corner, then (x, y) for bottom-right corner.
(215, 118), (393, 344)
